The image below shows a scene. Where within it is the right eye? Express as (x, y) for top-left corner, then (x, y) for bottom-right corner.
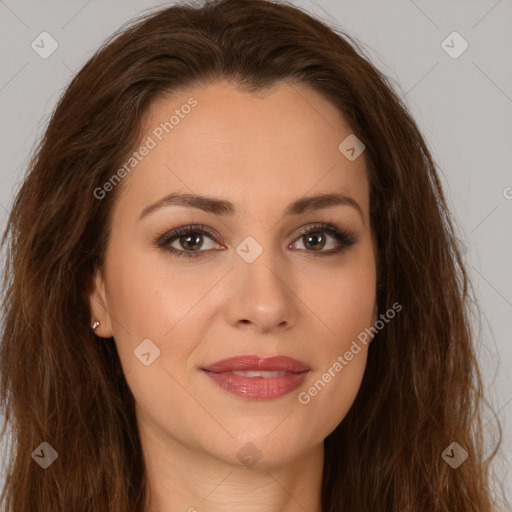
(156, 224), (224, 259)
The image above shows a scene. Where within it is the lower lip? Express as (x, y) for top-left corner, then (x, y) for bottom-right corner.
(202, 370), (310, 400)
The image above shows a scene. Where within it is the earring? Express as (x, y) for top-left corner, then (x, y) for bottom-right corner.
(91, 320), (100, 332)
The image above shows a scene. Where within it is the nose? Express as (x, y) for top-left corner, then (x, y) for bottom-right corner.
(223, 250), (299, 334)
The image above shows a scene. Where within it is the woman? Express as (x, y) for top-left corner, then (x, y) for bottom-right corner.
(0, 0), (506, 510)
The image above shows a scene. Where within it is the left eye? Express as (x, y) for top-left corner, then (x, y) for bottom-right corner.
(157, 223), (357, 259)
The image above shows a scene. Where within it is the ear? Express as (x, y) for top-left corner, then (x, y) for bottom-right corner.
(87, 267), (114, 338)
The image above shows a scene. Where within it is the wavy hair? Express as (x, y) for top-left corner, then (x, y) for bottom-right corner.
(0, 0), (506, 510)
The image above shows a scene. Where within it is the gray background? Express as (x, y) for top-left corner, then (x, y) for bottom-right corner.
(0, 0), (511, 505)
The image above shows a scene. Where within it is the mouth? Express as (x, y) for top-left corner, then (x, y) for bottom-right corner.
(201, 355), (311, 400)
(202, 354), (310, 373)
(230, 370), (290, 377)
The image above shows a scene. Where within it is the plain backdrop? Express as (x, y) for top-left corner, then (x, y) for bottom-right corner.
(0, 0), (511, 505)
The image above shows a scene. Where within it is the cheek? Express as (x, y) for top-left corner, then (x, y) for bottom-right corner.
(293, 247), (375, 434)
(296, 287), (372, 440)
(304, 245), (377, 351)
(105, 245), (199, 340)
(104, 251), (199, 431)
(101, 244), (193, 389)
(298, 350), (368, 442)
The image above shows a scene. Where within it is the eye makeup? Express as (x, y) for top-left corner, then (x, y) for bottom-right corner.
(153, 221), (358, 259)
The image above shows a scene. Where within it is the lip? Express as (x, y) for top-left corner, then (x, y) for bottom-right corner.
(202, 355), (310, 373)
(201, 355), (310, 400)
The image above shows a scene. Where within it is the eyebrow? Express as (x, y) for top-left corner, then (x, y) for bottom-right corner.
(137, 191), (364, 222)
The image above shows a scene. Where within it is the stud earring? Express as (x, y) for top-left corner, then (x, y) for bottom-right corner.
(91, 320), (100, 332)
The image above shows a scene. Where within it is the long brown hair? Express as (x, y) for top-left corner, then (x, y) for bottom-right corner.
(0, 0), (506, 510)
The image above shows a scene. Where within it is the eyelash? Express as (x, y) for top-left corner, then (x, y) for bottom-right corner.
(155, 222), (357, 259)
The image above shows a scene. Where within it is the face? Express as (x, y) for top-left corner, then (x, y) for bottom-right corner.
(89, 79), (378, 468)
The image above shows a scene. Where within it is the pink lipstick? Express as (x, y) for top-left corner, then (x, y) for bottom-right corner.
(201, 355), (310, 400)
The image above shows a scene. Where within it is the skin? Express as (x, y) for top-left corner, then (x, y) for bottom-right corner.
(88, 79), (378, 512)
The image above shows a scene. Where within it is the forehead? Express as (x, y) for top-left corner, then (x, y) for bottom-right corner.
(116, 79), (370, 221)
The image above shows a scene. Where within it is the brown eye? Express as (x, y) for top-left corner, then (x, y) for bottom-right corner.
(176, 233), (204, 252)
(302, 231), (328, 251)
(157, 225), (223, 259)
(156, 222), (357, 260)
(290, 223), (357, 256)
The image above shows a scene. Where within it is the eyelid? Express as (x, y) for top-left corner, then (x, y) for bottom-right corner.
(155, 224), (218, 246)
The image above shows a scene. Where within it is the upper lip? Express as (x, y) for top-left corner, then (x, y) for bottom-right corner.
(202, 355), (310, 373)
